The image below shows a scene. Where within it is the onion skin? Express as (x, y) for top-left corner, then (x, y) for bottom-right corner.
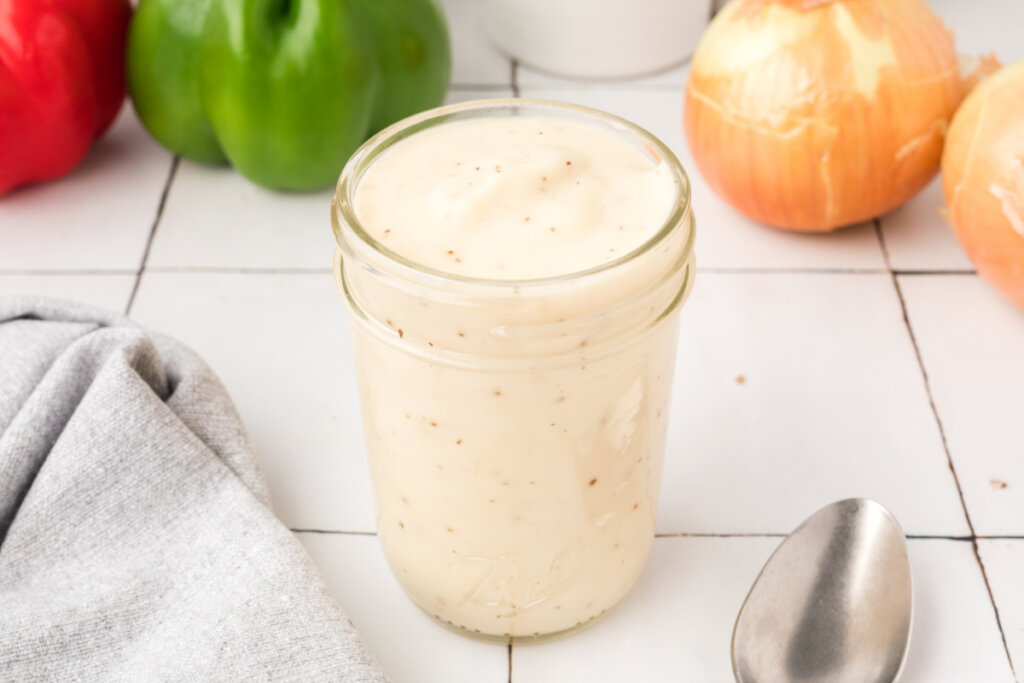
(942, 59), (1024, 309)
(685, 0), (962, 231)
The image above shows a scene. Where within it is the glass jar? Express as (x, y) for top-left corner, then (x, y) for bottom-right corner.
(331, 100), (696, 640)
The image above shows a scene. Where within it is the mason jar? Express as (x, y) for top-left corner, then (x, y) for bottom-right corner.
(331, 99), (696, 640)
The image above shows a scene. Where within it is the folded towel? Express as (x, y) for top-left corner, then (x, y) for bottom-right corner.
(0, 298), (386, 682)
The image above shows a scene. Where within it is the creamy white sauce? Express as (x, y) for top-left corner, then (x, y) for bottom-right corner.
(345, 110), (689, 637)
(355, 117), (677, 280)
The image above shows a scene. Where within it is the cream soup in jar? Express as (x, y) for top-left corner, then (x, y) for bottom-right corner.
(332, 99), (695, 638)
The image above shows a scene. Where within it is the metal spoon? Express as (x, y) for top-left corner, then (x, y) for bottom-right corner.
(731, 498), (913, 683)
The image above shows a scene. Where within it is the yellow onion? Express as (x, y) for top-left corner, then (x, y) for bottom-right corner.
(942, 59), (1024, 309)
(685, 0), (962, 231)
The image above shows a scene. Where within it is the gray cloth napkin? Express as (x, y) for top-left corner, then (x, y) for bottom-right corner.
(0, 297), (386, 682)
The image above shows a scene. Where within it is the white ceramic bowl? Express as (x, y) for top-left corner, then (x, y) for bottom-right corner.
(485, 0), (712, 79)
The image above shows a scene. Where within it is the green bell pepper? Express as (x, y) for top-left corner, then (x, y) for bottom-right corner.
(127, 0), (450, 191)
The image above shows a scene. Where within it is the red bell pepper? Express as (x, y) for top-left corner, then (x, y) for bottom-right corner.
(0, 0), (131, 196)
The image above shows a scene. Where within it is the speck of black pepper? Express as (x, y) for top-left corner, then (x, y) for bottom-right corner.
(397, 520), (405, 529)
(589, 478), (597, 486)
(398, 329), (404, 338)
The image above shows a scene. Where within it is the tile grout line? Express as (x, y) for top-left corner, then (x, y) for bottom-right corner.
(448, 83), (521, 91)
(1, 266), (976, 276)
(0, 269), (138, 276)
(290, 528), (376, 536)
(124, 156), (180, 315)
(656, 532), (787, 539)
(287, 528), (1024, 541)
(144, 266), (333, 274)
(511, 60), (521, 98)
(511, 82), (688, 93)
(896, 269), (977, 276)
(874, 219), (1017, 681)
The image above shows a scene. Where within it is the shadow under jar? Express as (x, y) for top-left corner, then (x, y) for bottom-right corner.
(332, 99), (696, 640)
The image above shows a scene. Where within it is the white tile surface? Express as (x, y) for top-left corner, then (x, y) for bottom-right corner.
(131, 272), (374, 532)
(446, 87), (513, 105)
(0, 107), (173, 271)
(0, 274), (135, 312)
(929, 0), (1024, 64)
(513, 536), (771, 682)
(978, 539), (1024, 676)
(903, 540), (1016, 682)
(900, 275), (1024, 535)
(879, 179), (974, 272)
(658, 272), (969, 536)
(297, 532), (509, 683)
(518, 61), (692, 90)
(517, 87), (888, 271)
(440, 0), (512, 86)
(147, 164), (335, 270)
(513, 537), (1015, 682)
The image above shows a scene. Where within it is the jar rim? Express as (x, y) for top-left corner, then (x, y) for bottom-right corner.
(332, 98), (694, 293)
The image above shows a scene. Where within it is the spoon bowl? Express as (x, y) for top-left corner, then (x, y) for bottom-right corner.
(732, 498), (913, 683)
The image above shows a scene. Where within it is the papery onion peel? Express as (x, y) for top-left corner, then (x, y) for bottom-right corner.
(942, 59), (1024, 309)
(685, 0), (964, 231)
